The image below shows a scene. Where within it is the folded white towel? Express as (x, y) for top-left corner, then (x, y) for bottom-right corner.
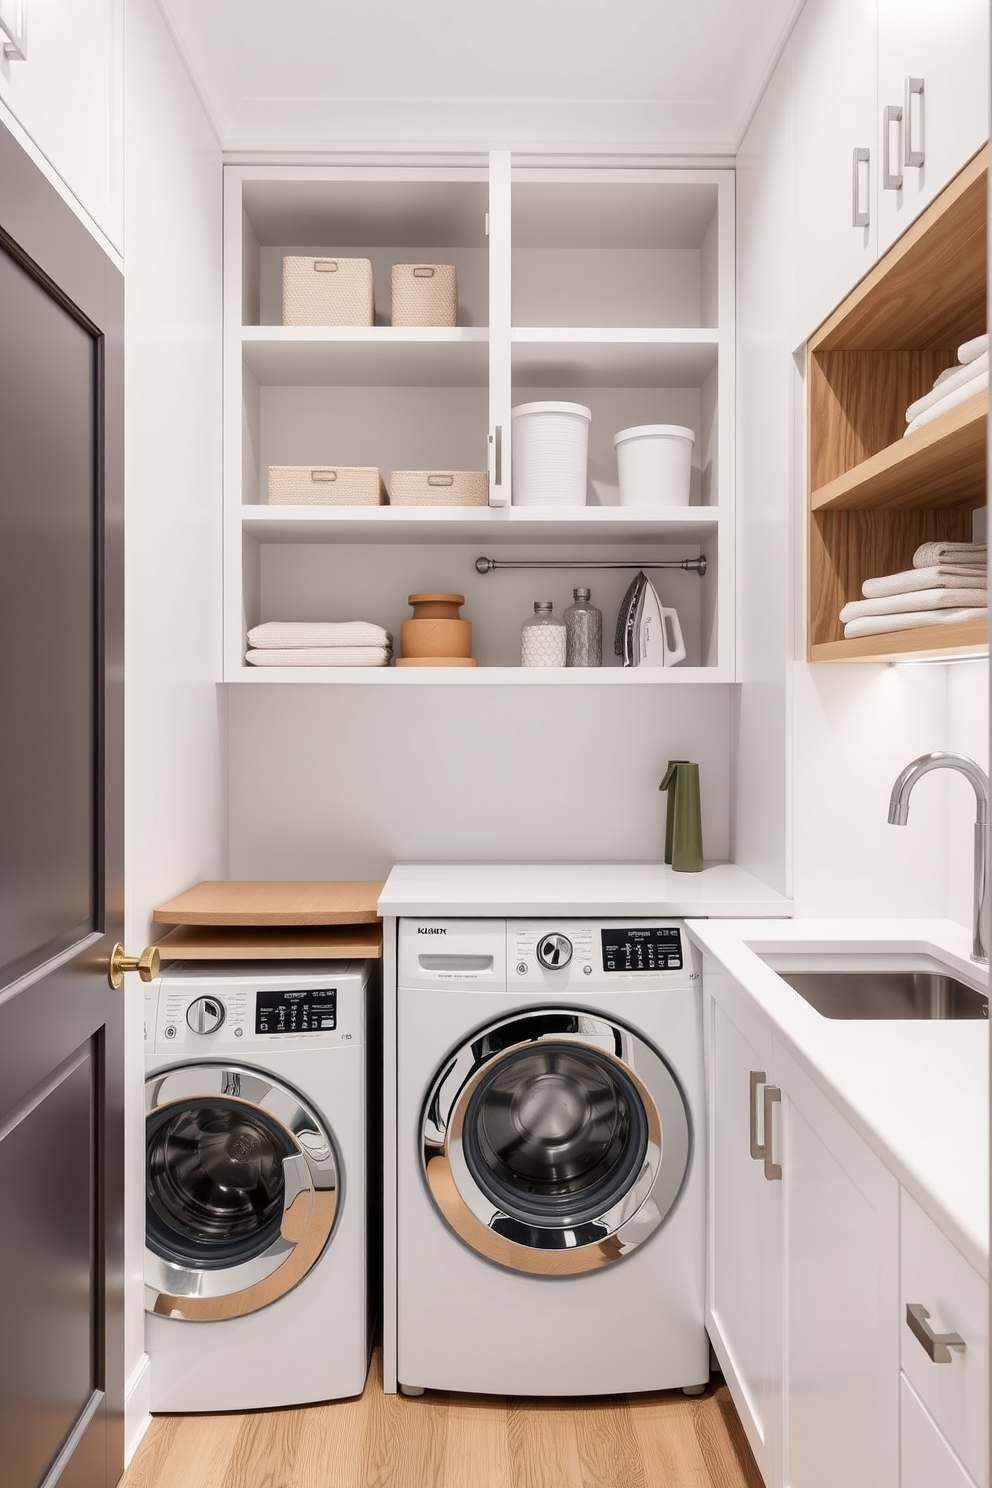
(905, 352), (989, 424)
(914, 542), (987, 569)
(904, 368), (988, 436)
(958, 333), (988, 364)
(247, 620), (392, 650)
(843, 607), (986, 639)
(861, 564), (987, 598)
(246, 646), (392, 667)
(841, 586), (987, 622)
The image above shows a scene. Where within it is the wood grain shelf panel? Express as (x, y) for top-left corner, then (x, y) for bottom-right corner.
(152, 924), (384, 960)
(153, 879), (384, 926)
(810, 390), (988, 512)
(809, 618), (987, 664)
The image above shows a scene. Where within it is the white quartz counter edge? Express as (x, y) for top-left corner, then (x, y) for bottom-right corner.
(378, 861), (792, 918)
(686, 916), (989, 1280)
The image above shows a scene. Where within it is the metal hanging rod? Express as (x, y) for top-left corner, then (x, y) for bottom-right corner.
(475, 555), (707, 576)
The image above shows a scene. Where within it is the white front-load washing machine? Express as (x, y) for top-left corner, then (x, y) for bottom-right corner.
(144, 960), (372, 1412)
(396, 919), (707, 1397)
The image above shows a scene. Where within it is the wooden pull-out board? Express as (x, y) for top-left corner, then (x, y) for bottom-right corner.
(153, 924), (383, 961)
(152, 880), (384, 927)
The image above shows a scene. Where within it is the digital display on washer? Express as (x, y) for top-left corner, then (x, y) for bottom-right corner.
(601, 928), (683, 972)
(255, 988), (337, 1035)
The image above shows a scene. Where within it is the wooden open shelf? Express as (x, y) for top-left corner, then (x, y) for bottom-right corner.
(807, 147), (988, 663)
(810, 389), (987, 513)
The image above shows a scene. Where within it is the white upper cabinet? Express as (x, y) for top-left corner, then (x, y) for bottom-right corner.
(224, 157), (736, 684)
(790, 0), (988, 346)
(791, 0), (878, 349)
(875, 0), (990, 255)
(0, 0), (123, 251)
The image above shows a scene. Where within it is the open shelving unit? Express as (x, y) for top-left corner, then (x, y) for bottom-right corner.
(806, 146), (988, 664)
(224, 159), (735, 682)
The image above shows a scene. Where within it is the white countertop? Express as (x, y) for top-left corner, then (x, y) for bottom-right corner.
(377, 861), (792, 918)
(686, 917), (989, 1279)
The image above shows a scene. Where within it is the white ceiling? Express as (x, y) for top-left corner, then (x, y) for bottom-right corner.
(154, 0), (805, 156)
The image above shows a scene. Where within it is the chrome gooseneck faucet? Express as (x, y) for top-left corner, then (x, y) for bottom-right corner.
(887, 751), (991, 964)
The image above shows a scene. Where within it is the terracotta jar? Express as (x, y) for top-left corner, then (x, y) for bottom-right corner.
(398, 592), (475, 665)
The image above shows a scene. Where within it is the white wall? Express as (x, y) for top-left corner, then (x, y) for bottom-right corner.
(123, 0), (225, 1454)
(229, 684), (732, 876)
(731, 44), (793, 895)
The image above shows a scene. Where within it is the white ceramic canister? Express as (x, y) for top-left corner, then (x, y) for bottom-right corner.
(511, 401), (591, 507)
(614, 424), (695, 506)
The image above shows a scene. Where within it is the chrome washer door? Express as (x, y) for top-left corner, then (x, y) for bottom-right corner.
(421, 1009), (690, 1274)
(145, 1063), (339, 1321)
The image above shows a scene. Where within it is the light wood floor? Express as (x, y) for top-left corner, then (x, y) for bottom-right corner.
(120, 1349), (763, 1488)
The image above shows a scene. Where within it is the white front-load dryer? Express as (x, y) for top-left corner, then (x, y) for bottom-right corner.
(396, 919), (707, 1397)
(144, 960), (372, 1412)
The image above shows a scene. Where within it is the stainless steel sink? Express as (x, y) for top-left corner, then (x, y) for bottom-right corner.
(775, 969), (988, 1021)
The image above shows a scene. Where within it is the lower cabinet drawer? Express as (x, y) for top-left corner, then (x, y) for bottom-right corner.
(900, 1191), (988, 1488)
(901, 1374), (976, 1488)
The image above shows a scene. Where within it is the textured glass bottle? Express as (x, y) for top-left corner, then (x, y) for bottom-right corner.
(563, 587), (602, 667)
(521, 601), (566, 666)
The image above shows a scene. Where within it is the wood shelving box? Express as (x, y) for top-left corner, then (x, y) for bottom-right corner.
(806, 146), (988, 663)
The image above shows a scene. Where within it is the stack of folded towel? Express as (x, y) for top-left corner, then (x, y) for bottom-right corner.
(904, 334), (988, 437)
(246, 621), (393, 666)
(840, 542), (987, 639)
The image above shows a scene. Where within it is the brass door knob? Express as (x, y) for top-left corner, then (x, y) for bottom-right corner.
(108, 943), (161, 990)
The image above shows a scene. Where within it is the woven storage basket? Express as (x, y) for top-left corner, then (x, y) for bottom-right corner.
(390, 264), (458, 326)
(268, 466), (387, 506)
(388, 470), (488, 507)
(282, 257), (374, 326)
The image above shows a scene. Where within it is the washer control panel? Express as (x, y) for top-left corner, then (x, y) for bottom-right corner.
(147, 962), (365, 1053)
(509, 920), (692, 988)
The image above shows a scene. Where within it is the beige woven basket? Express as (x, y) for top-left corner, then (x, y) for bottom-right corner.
(390, 264), (458, 327)
(389, 470), (489, 507)
(282, 257), (374, 326)
(268, 466), (387, 506)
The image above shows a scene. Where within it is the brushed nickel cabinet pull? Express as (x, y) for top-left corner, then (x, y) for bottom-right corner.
(906, 1303), (966, 1363)
(852, 147), (870, 227)
(904, 77), (925, 167)
(883, 104), (904, 191)
(762, 1085), (782, 1180)
(749, 1070), (767, 1160)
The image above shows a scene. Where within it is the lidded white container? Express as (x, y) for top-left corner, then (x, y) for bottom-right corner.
(614, 424), (695, 507)
(511, 401), (591, 507)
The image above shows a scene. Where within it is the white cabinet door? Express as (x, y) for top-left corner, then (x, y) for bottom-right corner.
(876, 0), (989, 254)
(778, 1048), (900, 1488)
(705, 970), (782, 1487)
(0, 0), (122, 251)
(791, 0), (878, 346)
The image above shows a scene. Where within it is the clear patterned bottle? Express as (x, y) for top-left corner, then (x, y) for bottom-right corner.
(521, 601), (566, 667)
(563, 587), (602, 667)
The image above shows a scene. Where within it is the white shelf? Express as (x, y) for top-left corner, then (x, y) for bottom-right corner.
(510, 328), (719, 388)
(241, 504), (721, 545)
(230, 665), (733, 685)
(242, 326), (489, 387)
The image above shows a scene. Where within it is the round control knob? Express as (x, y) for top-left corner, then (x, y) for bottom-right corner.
(186, 996), (225, 1035)
(536, 933), (573, 970)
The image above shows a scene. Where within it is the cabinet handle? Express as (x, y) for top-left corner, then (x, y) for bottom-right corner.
(906, 1304), (966, 1363)
(852, 147), (870, 228)
(883, 104), (904, 191)
(748, 1069), (767, 1160)
(493, 424), (502, 487)
(762, 1085), (782, 1180)
(904, 77), (925, 168)
(0, 0), (27, 60)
